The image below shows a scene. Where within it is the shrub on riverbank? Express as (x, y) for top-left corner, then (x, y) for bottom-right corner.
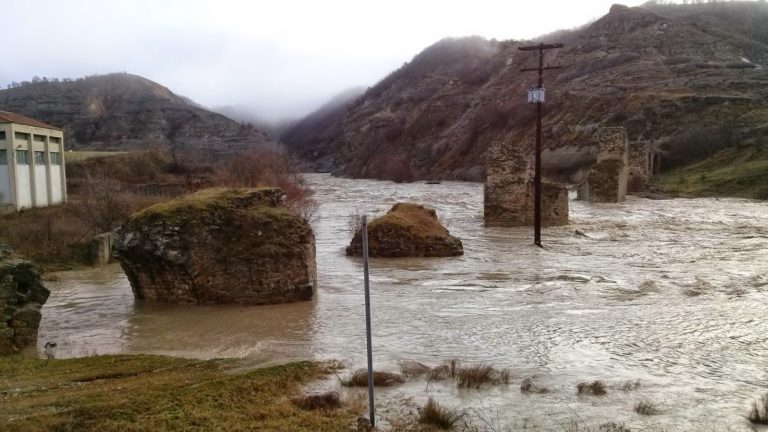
(0, 355), (358, 431)
(418, 398), (465, 430)
(577, 380), (608, 396)
(634, 399), (660, 415)
(340, 368), (405, 387)
(291, 391), (342, 411)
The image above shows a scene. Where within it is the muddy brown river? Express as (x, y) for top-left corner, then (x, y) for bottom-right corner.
(36, 174), (768, 431)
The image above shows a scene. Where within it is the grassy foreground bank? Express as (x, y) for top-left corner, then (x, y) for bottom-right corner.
(0, 355), (358, 431)
(652, 146), (768, 200)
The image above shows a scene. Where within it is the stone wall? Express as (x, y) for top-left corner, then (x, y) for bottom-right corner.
(627, 140), (654, 192)
(0, 243), (50, 355)
(577, 127), (629, 203)
(484, 141), (569, 227)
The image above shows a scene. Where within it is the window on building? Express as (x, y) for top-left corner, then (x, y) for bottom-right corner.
(14, 132), (29, 141)
(16, 150), (28, 164)
(0, 131), (6, 140)
(34, 135), (46, 143)
(50, 136), (61, 144)
(34, 151), (45, 165)
(50, 152), (61, 165)
(0, 150), (7, 165)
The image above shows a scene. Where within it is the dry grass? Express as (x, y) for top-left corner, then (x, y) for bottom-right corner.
(577, 380), (607, 396)
(400, 360), (432, 378)
(616, 380), (641, 391)
(0, 355), (358, 431)
(565, 422), (632, 432)
(291, 391), (342, 411)
(748, 393), (768, 425)
(456, 363), (495, 389)
(428, 363), (451, 381)
(399, 359), (510, 389)
(633, 399), (660, 415)
(520, 377), (549, 394)
(418, 398), (465, 430)
(368, 203), (449, 238)
(423, 359), (460, 381)
(340, 368), (405, 387)
(499, 368), (510, 385)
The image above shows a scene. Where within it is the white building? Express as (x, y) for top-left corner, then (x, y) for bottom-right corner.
(0, 111), (67, 210)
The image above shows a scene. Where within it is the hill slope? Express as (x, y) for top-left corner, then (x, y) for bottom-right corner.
(0, 73), (270, 153)
(282, 2), (768, 182)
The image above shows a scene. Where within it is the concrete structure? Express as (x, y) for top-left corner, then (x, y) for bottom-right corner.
(0, 111), (67, 210)
(577, 128), (629, 203)
(484, 141), (569, 227)
(90, 231), (117, 266)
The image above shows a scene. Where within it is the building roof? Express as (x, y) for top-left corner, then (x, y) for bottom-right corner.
(0, 110), (61, 131)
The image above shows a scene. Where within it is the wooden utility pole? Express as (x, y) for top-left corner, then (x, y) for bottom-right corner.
(519, 43), (563, 247)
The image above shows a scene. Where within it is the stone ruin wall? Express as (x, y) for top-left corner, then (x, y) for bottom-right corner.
(627, 140), (654, 192)
(484, 141), (569, 227)
(578, 127), (629, 203)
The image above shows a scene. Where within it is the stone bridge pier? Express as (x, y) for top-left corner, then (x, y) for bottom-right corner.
(628, 139), (655, 192)
(577, 127), (629, 203)
(484, 142), (569, 227)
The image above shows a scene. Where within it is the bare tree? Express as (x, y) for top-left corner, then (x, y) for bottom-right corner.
(73, 166), (134, 233)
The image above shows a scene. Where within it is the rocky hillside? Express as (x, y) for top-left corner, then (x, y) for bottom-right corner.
(279, 86), (365, 171)
(282, 2), (768, 182)
(0, 73), (270, 153)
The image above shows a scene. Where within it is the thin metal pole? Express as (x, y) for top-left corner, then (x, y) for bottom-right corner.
(361, 215), (375, 427)
(534, 46), (544, 247)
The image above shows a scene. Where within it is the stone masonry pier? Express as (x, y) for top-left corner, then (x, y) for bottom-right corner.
(577, 127), (629, 203)
(484, 142), (569, 227)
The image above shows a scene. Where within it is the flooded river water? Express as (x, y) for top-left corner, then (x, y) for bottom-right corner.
(37, 174), (768, 431)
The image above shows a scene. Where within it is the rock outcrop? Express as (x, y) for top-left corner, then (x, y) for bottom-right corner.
(346, 203), (463, 257)
(114, 188), (317, 305)
(0, 242), (50, 355)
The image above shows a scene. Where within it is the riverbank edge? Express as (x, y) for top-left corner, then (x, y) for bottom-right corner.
(0, 354), (361, 431)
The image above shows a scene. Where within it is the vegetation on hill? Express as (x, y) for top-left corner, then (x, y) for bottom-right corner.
(282, 2), (768, 192)
(0, 73), (270, 153)
(652, 145), (768, 199)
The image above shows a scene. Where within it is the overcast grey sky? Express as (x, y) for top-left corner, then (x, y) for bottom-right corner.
(1, 0), (650, 121)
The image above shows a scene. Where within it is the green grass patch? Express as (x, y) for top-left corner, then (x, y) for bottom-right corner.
(652, 146), (768, 199)
(0, 355), (357, 432)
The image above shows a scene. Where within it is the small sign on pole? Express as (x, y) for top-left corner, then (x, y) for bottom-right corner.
(361, 216), (375, 427)
(527, 88), (546, 103)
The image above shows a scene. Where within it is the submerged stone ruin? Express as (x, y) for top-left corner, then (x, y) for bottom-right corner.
(484, 142), (569, 227)
(628, 139), (656, 192)
(114, 188), (317, 305)
(346, 203), (463, 257)
(0, 242), (50, 355)
(578, 127), (629, 203)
